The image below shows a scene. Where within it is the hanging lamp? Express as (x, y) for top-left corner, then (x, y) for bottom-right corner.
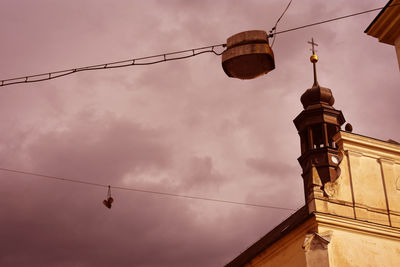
(221, 30), (275, 80)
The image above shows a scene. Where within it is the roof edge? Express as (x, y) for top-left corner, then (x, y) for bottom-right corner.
(365, 0), (394, 33)
(225, 205), (311, 267)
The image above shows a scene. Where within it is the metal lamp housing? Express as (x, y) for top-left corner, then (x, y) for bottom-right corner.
(222, 30), (275, 80)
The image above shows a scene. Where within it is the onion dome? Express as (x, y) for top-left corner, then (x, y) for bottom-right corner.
(300, 40), (335, 109)
(300, 84), (335, 109)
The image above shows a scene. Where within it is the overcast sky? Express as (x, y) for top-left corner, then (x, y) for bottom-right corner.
(0, 0), (398, 266)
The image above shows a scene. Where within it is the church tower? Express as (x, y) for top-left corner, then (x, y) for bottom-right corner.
(293, 39), (345, 204)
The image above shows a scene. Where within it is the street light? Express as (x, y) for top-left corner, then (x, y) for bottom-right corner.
(222, 30), (275, 80)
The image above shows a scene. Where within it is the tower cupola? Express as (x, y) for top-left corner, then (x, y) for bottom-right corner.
(293, 39), (345, 198)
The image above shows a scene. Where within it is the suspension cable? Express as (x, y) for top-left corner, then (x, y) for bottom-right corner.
(0, 44), (226, 87)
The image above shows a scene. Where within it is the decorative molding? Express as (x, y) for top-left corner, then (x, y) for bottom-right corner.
(311, 196), (400, 216)
(302, 231), (332, 252)
(323, 181), (337, 197)
(378, 158), (396, 165)
(345, 150), (363, 158)
(303, 231), (332, 267)
(397, 177), (400, 191)
(378, 157), (393, 227)
(312, 196), (354, 208)
(314, 212), (400, 239)
(365, 0), (400, 45)
(335, 132), (400, 162)
(337, 131), (400, 152)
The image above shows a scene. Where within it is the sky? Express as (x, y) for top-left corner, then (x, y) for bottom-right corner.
(0, 0), (398, 266)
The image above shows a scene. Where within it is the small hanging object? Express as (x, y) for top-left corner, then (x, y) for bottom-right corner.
(221, 30), (275, 80)
(102, 185), (114, 209)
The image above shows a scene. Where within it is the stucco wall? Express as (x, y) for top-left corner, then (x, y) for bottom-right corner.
(319, 224), (400, 267)
(244, 221), (314, 267)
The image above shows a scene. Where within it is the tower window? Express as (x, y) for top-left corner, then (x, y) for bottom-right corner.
(311, 125), (324, 148)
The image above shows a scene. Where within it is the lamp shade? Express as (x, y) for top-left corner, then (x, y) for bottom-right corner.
(222, 30), (275, 79)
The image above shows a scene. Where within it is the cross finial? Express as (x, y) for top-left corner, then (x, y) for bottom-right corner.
(307, 38), (319, 86)
(308, 38), (318, 55)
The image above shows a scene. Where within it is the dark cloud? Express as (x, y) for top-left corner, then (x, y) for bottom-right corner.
(179, 156), (227, 191)
(25, 110), (171, 183)
(246, 157), (297, 177)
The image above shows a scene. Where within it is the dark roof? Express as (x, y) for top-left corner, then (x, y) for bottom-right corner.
(225, 205), (311, 267)
(365, 0), (394, 33)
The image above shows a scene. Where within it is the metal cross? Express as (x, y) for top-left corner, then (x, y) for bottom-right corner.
(308, 38), (318, 54)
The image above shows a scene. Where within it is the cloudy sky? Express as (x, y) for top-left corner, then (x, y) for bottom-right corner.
(0, 0), (398, 266)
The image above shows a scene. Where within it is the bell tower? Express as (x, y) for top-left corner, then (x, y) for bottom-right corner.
(293, 39), (345, 202)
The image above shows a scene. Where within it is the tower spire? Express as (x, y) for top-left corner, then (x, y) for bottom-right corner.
(308, 38), (319, 86)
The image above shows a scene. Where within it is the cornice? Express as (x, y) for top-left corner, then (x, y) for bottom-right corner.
(334, 131), (400, 161)
(365, 0), (400, 45)
(315, 212), (400, 240)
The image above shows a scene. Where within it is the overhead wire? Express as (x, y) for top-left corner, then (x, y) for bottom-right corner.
(0, 3), (400, 87)
(2, 166), (396, 224)
(269, 3), (400, 37)
(269, 0), (293, 48)
(0, 44), (226, 87)
(0, 167), (296, 211)
(0, 4), (398, 87)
